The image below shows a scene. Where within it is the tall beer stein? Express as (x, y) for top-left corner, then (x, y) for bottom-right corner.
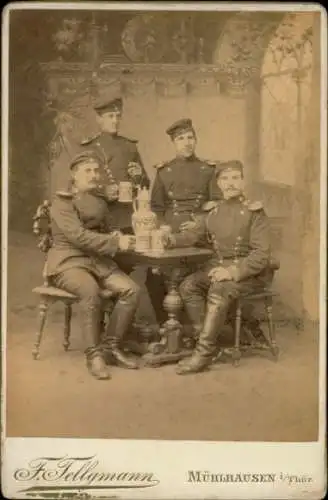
(132, 187), (157, 252)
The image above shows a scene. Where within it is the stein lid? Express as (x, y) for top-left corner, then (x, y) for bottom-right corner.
(137, 186), (150, 201)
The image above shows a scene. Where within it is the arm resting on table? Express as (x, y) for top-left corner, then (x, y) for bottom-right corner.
(51, 198), (119, 256)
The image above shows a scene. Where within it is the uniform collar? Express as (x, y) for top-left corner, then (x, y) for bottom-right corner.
(222, 193), (245, 204)
(176, 153), (198, 162)
(102, 131), (119, 139)
(71, 186), (96, 198)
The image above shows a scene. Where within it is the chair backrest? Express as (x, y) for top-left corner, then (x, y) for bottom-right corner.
(32, 200), (53, 253)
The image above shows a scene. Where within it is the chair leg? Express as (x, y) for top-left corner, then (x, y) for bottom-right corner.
(63, 304), (72, 351)
(264, 296), (279, 360)
(32, 299), (49, 360)
(232, 301), (242, 366)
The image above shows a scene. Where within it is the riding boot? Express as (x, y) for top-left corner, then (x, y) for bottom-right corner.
(182, 297), (206, 340)
(145, 267), (167, 326)
(102, 297), (139, 370)
(176, 294), (229, 375)
(82, 305), (111, 380)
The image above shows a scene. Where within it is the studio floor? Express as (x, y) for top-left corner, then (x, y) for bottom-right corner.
(5, 232), (320, 442)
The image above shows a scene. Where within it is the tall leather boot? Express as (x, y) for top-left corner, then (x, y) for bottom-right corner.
(183, 297), (207, 341)
(82, 304), (111, 380)
(102, 293), (139, 370)
(176, 294), (229, 375)
(145, 268), (167, 326)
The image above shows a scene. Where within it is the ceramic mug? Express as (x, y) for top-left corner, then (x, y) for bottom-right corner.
(118, 181), (133, 203)
(119, 234), (134, 251)
(151, 229), (165, 254)
(135, 230), (151, 253)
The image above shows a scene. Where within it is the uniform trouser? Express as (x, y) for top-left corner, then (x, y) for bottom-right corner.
(53, 267), (140, 360)
(179, 270), (273, 350)
(145, 266), (266, 333)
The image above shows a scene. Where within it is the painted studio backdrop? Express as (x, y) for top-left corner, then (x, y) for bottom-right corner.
(9, 10), (320, 323)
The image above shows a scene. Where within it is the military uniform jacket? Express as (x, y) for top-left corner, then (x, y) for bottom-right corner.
(172, 195), (273, 282)
(46, 191), (120, 277)
(151, 155), (221, 232)
(81, 132), (150, 231)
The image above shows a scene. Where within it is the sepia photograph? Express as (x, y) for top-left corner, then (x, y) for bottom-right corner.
(2, 2), (326, 499)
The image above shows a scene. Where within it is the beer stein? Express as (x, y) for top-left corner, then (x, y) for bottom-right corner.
(135, 230), (151, 253)
(118, 181), (133, 203)
(151, 229), (165, 254)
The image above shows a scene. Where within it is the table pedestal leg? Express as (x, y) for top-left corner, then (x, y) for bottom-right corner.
(143, 270), (192, 367)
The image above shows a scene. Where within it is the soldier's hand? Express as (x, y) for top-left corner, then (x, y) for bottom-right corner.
(118, 234), (136, 251)
(162, 233), (176, 249)
(105, 184), (119, 201)
(179, 220), (198, 232)
(208, 266), (232, 282)
(128, 162), (143, 179)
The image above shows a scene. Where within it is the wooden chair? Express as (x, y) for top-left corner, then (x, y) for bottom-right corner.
(217, 288), (280, 366)
(32, 200), (114, 360)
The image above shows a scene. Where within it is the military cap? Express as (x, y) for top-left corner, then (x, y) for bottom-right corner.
(69, 150), (105, 170)
(215, 160), (244, 178)
(93, 90), (123, 114)
(166, 118), (195, 139)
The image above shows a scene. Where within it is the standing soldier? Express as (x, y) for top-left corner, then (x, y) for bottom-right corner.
(47, 150), (141, 380)
(80, 91), (150, 272)
(146, 118), (221, 327)
(165, 160), (279, 375)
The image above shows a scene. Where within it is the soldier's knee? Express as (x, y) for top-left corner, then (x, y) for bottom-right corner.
(78, 281), (101, 305)
(179, 276), (198, 300)
(121, 280), (141, 302)
(209, 280), (238, 300)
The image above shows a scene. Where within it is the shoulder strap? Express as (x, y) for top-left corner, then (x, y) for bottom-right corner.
(55, 191), (73, 200)
(80, 132), (101, 146)
(200, 159), (216, 167)
(202, 200), (220, 212)
(243, 199), (264, 211)
(119, 134), (138, 143)
(153, 161), (168, 170)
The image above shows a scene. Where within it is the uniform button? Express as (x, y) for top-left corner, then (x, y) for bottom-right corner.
(237, 236), (242, 241)
(166, 167), (172, 172)
(168, 191), (173, 198)
(240, 210), (245, 215)
(173, 212), (178, 216)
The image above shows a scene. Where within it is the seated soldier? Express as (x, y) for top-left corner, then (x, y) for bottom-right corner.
(47, 150), (140, 380)
(165, 160), (278, 375)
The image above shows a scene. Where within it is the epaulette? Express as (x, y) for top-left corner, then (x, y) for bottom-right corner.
(127, 137), (138, 143)
(55, 191), (73, 199)
(243, 199), (264, 211)
(80, 132), (101, 146)
(202, 200), (220, 212)
(153, 161), (167, 169)
(118, 134), (138, 143)
(201, 159), (216, 167)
